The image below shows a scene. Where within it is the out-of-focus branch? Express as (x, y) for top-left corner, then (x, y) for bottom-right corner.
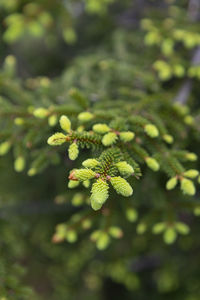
(0, 201), (79, 220)
(188, 0), (200, 21)
(175, 0), (200, 104)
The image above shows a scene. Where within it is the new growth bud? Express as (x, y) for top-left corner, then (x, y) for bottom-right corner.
(68, 142), (79, 160)
(180, 178), (196, 195)
(82, 159), (99, 168)
(110, 176), (133, 197)
(90, 179), (109, 210)
(48, 115), (58, 127)
(145, 157), (160, 171)
(185, 153), (197, 161)
(92, 123), (110, 134)
(125, 208), (138, 222)
(47, 133), (67, 145)
(163, 228), (177, 244)
(60, 115), (71, 133)
(183, 169), (199, 178)
(74, 169), (96, 181)
(33, 107), (49, 118)
(115, 161), (134, 176)
(68, 180), (80, 188)
(119, 131), (135, 142)
(102, 132), (117, 146)
(163, 134), (174, 144)
(144, 124), (159, 138)
(0, 141), (11, 156)
(78, 112), (94, 122)
(14, 156), (26, 172)
(166, 177), (177, 190)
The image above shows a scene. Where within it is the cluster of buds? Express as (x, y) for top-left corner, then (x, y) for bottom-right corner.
(92, 123), (135, 145)
(166, 169), (199, 196)
(47, 115), (79, 160)
(69, 163), (134, 211)
(152, 221), (190, 244)
(90, 226), (123, 250)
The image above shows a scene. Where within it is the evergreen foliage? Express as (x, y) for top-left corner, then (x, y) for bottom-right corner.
(1, 0), (200, 299)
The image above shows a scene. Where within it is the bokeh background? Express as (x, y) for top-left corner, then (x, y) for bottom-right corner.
(0, 0), (200, 299)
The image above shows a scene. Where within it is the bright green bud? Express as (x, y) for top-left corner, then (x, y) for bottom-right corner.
(173, 29), (185, 40)
(33, 107), (48, 118)
(82, 159), (99, 168)
(91, 199), (103, 211)
(161, 38), (174, 56)
(102, 132), (118, 146)
(185, 152), (197, 161)
(119, 131), (135, 142)
(78, 112), (94, 122)
(152, 222), (166, 234)
(68, 180), (80, 188)
(173, 64), (185, 77)
(125, 208), (138, 222)
(166, 177), (177, 190)
(136, 223), (147, 235)
(183, 169), (199, 178)
(144, 124), (159, 138)
(93, 123), (110, 134)
(163, 134), (174, 144)
(146, 157), (160, 171)
(4, 54), (16, 67)
(68, 143), (79, 160)
(75, 169), (96, 181)
(163, 228), (177, 244)
(82, 219), (92, 230)
(0, 141), (11, 156)
(66, 230), (77, 243)
(14, 156), (25, 172)
(47, 132), (66, 145)
(184, 115), (194, 125)
(153, 60), (166, 70)
(180, 178), (196, 196)
(59, 115), (71, 132)
(14, 117), (25, 126)
(110, 176), (133, 197)
(55, 224), (66, 240)
(90, 179), (109, 209)
(63, 27), (77, 44)
(96, 232), (110, 250)
(72, 193), (84, 206)
(90, 230), (101, 242)
(194, 207), (200, 216)
(144, 31), (161, 45)
(158, 68), (172, 81)
(48, 115), (57, 127)
(83, 180), (90, 188)
(27, 168), (37, 176)
(115, 161), (134, 176)
(175, 222), (190, 235)
(109, 226), (123, 239)
(39, 77), (51, 87)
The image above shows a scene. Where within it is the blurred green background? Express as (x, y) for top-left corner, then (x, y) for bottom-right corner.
(0, 0), (200, 299)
